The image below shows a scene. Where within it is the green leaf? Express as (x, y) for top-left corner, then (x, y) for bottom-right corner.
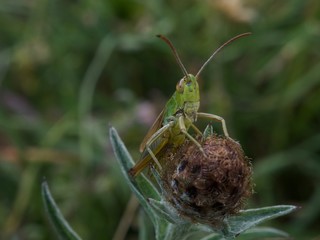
(224, 205), (297, 237)
(156, 223), (194, 240)
(148, 198), (185, 224)
(109, 127), (160, 199)
(41, 181), (82, 240)
(199, 233), (224, 240)
(109, 127), (160, 222)
(138, 210), (154, 240)
(202, 124), (214, 141)
(239, 227), (289, 239)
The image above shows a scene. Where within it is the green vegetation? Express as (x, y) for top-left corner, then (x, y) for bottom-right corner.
(0, 0), (319, 239)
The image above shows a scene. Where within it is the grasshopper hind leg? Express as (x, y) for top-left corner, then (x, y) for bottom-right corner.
(129, 122), (173, 177)
(145, 142), (164, 171)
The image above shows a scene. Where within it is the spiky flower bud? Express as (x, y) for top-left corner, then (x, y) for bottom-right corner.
(160, 134), (253, 227)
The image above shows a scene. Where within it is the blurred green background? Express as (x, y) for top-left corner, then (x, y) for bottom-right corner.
(0, 0), (319, 239)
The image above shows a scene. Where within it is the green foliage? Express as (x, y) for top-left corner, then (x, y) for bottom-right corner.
(0, 0), (319, 239)
(42, 181), (81, 240)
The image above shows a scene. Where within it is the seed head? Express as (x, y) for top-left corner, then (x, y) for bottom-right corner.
(160, 135), (253, 227)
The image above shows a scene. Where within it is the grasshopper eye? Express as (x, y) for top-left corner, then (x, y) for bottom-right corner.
(176, 79), (185, 93)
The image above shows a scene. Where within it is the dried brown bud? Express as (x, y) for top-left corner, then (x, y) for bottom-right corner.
(160, 135), (253, 227)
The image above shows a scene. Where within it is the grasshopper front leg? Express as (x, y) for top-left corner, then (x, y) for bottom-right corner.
(197, 112), (230, 137)
(190, 122), (203, 136)
(178, 116), (206, 156)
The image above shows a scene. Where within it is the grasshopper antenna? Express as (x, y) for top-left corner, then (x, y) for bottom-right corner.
(157, 34), (189, 78)
(196, 32), (251, 78)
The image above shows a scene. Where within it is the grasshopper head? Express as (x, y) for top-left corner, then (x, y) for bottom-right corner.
(176, 74), (200, 122)
(176, 74), (200, 103)
(158, 32), (250, 122)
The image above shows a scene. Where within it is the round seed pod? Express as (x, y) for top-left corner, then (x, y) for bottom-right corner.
(160, 135), (253, 227)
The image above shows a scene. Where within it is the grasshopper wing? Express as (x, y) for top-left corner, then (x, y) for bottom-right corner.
(139, 110), (164, 152)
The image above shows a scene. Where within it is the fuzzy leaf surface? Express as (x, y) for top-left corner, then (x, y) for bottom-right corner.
(224, 205), (297, 237)
(41, 181), (82, 240)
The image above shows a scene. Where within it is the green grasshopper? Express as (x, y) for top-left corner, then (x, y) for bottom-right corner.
(129, 33), (250, 177)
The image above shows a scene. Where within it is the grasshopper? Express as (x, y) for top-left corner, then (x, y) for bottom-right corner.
(129, 33), (250, 177)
